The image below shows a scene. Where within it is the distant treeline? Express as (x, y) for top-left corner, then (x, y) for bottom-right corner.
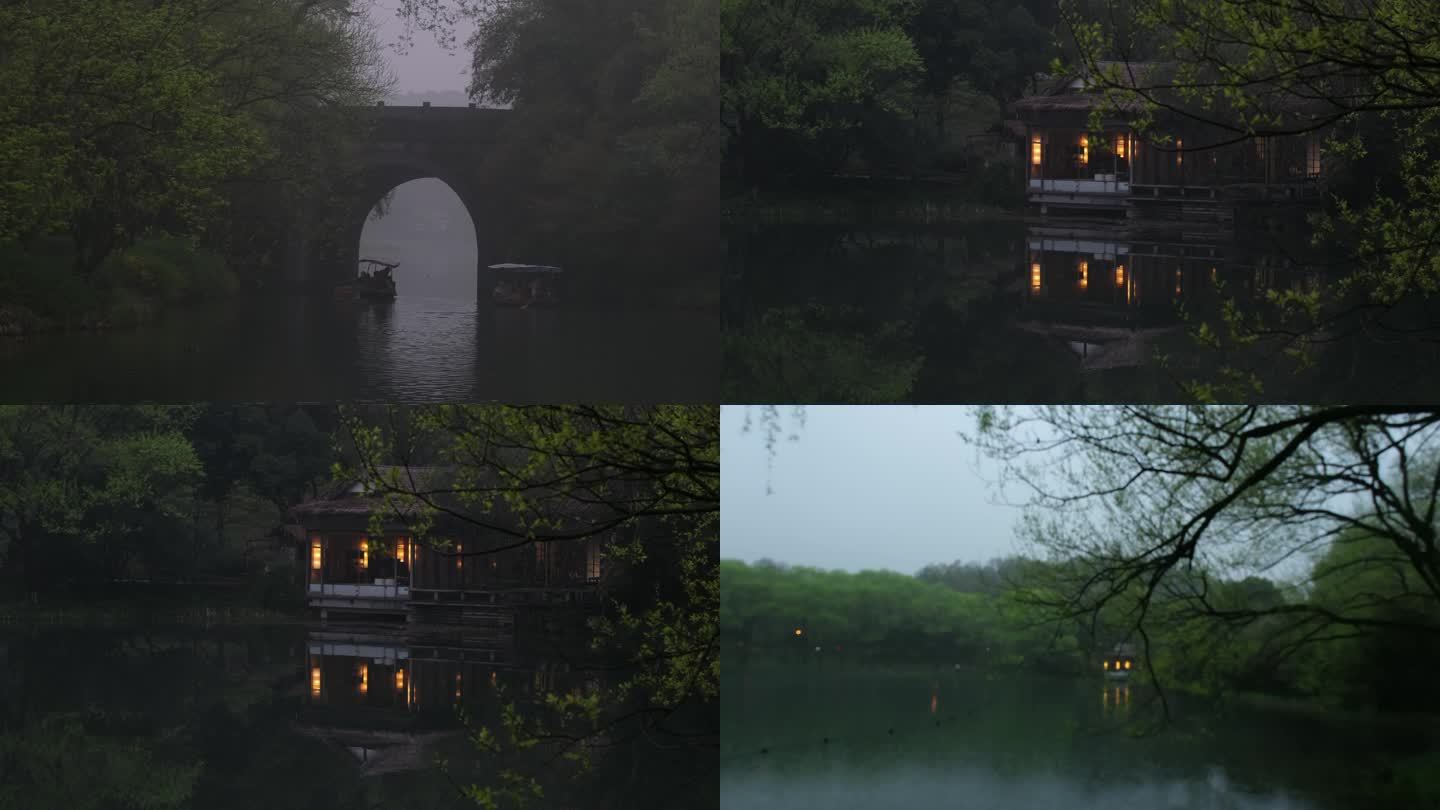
(722, 542), (1440, 714)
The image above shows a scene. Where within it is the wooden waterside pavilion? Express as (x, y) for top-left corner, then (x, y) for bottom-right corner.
(287, 466), (609, 624)
(1010, 62), (1329, 222)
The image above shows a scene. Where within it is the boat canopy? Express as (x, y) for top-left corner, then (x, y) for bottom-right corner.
(488, 263), (563, 273)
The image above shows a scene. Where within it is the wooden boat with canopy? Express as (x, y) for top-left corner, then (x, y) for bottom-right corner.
(335, 259), (399, 301)
(489, 263), (562, 308)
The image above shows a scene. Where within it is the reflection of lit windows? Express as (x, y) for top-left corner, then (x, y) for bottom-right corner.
(311, 666), (322, 697)
(1078, 134), (1089, 166)
(1031, 136), (1042, 166)
(1115, 264), (1125, 287)
(310, 539), (322, 571)
(1078, 261), (1088, 291)
(1031, 262), (1042, 292)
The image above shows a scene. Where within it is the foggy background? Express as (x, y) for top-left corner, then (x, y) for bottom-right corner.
(720, 406), (1022, 574)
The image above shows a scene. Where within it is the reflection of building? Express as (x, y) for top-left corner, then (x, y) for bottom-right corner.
(289, 467), (609, 623)
(1010, 62), (1327, 221)
(299, 630), (597, 776)
(1019, 224), (1314, 367)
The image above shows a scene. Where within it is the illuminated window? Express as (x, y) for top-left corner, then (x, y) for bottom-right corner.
(1078, 260), (1088, 291)
(456, 543), (463, 570)
(395, 668), (405, 691)
(1115, 133), (1127, 159)
(1123, 660), (1132, 670)
(1078, 133), (1089, 166)
(359, 538), (368, 569)
(358, 663), (368, 695)
(455, 672), (462, 699)
(1176, 139), (1183, 166)
(1030, 262), (1042, 292)
(585, 539), (601, 581)
(1306, 138), (1321, 178)
(1103, 660), (1110, 670)
(310, 538), (322, 571)
(1115, 264), (1125, 287)
(1210, 266), (1217, 283)
(1031, 136), (1042, 166)
(311, 666), (322, 696)
(396, 537), (407, 563)
(1175, 268), (1182, 296)
(490, 670), (498, 688)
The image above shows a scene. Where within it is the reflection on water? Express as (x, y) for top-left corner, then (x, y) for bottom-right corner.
(0, 623), (715, 810)
(722, 659), (1432, 810)
(723, 219), (1440, 402)
(0, 295), (718, 401)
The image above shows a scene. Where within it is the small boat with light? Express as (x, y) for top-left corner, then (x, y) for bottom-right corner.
(335, 260), (398, 301)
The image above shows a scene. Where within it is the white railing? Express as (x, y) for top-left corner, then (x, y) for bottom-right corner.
(308, 582), (410, 598)
(1029, 178), (1130, 194)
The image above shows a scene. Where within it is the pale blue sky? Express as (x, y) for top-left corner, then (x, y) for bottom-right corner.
(720, 406), (1022, 574)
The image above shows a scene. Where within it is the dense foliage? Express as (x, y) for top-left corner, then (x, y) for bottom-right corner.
(0, 0), (391, 328)
(0, 404), (336, 606)
(721, 0), (1054, 189)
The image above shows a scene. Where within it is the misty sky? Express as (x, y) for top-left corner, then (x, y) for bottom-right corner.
(720, 406), (1023, 574)
(371, 1), (475, 95)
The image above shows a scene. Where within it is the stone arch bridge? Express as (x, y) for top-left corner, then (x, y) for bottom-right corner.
(283, 103), (522, 295)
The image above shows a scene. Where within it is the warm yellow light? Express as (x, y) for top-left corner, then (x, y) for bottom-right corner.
(1115, 264), (1125, 287)
(359, 538), (369, 569)
(311, 666), (321, 696)
(396, 538), (406, 563)
(395, 668), (405, 690)
(1031, 262), (1042, 292)
(455, 672), (462, 699)
(359, 663), (368, 695)
(1103, 660), (1110, 670)
(490, 670), (498, 688)
(1210, 266), (1217, 283)
(310, 540), (322, 571)
(456, 543), (464, 570)
(1079, 134), (1089, 165)
(794, 627), (803, 637)
(1175, 269), (1182, 296)
(1176, 139), (1184, 166)
(1031, 136), (1042, 166)
(1078, 261), (1088, 290)
(1115, 133), (1127, 159)
(1124, 660), (1132, 670)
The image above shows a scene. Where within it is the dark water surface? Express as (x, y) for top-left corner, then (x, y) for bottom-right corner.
(0, 623), (715, 810)
(0, 295), (717, 401)
(722, 658), (1436, 810)
(723, 218), (1440, 403)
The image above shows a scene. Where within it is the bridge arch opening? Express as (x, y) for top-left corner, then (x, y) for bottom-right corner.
(357, 178), (479, 299)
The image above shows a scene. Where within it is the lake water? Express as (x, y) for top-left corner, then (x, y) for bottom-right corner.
(722, 657), (1435, 810)
(0, 622), (717, 810)
(723, 219), (1440, 403)
(0, 296), (717, 401)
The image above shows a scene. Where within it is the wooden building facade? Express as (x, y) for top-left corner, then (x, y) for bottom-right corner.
(288, 467), (610, 622)
(1011, 64), (1327, 221)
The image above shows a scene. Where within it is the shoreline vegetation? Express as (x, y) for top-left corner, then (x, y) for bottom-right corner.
(0, 236), (241, 337)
